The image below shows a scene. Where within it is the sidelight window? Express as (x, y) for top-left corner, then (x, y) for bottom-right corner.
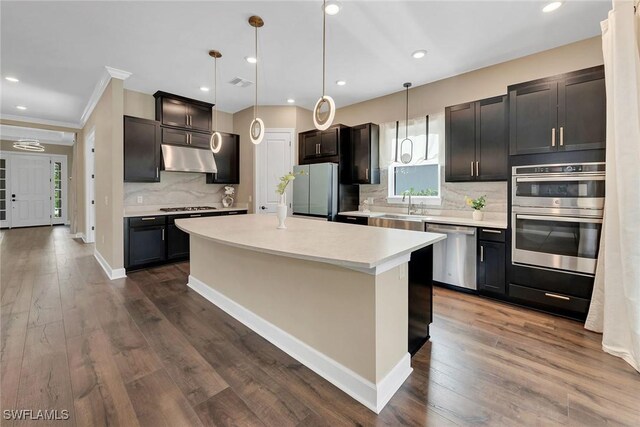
(53, 161), (62, 219)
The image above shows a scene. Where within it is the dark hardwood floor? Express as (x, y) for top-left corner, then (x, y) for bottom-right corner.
(1, 226), (639, 426)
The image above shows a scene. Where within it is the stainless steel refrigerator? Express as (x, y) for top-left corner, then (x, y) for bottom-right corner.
(292, 163), (338, 220)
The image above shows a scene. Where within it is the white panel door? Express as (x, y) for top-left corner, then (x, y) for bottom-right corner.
(256, 131), (292, 214)
(10, 154), (52, 227)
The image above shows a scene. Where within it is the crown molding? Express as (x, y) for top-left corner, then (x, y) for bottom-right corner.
(0, 114), (81, 130)
(79, 66), (132, 128)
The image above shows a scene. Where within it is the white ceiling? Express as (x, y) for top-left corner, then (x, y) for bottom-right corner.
(0, 1), (610, 127)
(0, 125), (76, 145)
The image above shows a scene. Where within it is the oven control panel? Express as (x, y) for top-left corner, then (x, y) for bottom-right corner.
(513, 162), (605, 175)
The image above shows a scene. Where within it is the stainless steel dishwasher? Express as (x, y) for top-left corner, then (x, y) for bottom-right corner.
(425, 223), (477, 291)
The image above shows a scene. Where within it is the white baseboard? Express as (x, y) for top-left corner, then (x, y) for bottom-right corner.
(188, 275), (412, 413)
(94, 249), (126, 280)
(71, 232), (84, 239)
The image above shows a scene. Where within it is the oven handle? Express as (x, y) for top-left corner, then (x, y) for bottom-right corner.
(515, 214), (602, 224)
(515, 176), (605, 183)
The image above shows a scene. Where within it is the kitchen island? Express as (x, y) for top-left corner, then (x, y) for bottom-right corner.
(176, 214), (445, 413)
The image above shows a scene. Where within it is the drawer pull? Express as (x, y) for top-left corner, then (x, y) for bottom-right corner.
(482, 229), (502, 234)
(189, 214), (202, 217)
(228, 212), (238, 215)
(346, 217), (358, 220)
(141, 217), (156, 221)
(544, 292), (570, 301)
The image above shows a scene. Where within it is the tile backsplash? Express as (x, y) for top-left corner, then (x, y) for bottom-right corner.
(123, 171), (228, 207)
(359, 167), (507, 214)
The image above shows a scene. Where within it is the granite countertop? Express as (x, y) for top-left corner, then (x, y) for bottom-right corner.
(175, 214), (446, 273)
(124, 205), (248, 218)
(338, 211), (508, 229)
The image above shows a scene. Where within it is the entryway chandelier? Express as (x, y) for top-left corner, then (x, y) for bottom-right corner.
(248, 15), (265, 145)
(313, 0), (336, 130)
(13, 139), (44, 152)
(209, 49), (223, 154)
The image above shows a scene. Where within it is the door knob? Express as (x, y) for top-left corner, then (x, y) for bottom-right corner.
(260, 206), (267, 210)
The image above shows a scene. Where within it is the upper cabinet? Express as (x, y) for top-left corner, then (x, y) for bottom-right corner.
(153, 91), (213, 133)
(509, 66), (605, 155)
(445, 95), (508, 182)
(124, 116), (161, 182)
(350, 123), (380, 184)
(206, 133), (240, 184)
(298, 125), (348, 164)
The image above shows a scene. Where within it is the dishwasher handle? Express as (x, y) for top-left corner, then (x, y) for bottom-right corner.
(426, 224), (476, 235)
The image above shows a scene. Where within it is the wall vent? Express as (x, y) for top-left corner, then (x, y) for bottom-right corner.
(228, 77), (254, 88)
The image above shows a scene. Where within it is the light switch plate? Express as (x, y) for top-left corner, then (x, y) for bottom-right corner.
(137, 196), (143, 204)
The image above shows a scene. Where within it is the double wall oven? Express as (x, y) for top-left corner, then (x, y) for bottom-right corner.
(511, 162), (605, 276)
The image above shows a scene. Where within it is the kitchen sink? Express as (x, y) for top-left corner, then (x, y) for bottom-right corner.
(368, 215), (425, 231)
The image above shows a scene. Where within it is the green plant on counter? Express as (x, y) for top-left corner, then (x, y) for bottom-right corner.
(276, 170), (306, 195)
(465, 195), (487, 211)
(401, 187), (439, 200)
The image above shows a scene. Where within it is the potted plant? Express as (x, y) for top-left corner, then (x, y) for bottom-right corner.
(465, 195), (487, 221)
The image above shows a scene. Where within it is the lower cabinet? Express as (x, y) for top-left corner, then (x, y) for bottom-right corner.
(335, 214), (369, 226)
(125, 210), (247, 270)
(126, 217), (167, 269)
(477, 228), (506, 295)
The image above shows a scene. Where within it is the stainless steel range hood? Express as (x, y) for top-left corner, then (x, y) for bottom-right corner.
(161, 144), (217, 173)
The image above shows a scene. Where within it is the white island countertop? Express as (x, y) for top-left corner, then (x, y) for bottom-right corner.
(176, 214), (446, 274)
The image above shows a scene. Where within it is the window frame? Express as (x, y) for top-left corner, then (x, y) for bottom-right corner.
(385, 117), (442, 205)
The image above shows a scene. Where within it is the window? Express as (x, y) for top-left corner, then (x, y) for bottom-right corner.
(53, 161), (62, 219)
(383, 117), (441, 204)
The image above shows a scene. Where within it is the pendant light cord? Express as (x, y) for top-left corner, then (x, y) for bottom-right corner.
(214, 56), (218, 132)
(322, 0), (326, 97)
(405, 85), (409, 139)
(254, 24), (258, 121)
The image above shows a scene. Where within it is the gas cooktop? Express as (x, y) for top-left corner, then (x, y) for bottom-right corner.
(159, 206), (217, 212)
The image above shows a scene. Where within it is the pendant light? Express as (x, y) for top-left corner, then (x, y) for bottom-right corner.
(313, 0), (336, 131)
(399, 82), (413, 164)
(13, 139), (44, 152)
(248, 15), (265, 145)
(209, 50), (223, 154)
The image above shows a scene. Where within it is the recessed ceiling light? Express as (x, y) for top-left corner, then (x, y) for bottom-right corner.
(245, 56), (257, 64)
(5, 76), (19, 83)
(336, 80), (346, 86)
(200, 86), (210, 92)
(16, 105), (27, 110)
(323, 1), (341, 15)
(287, 98), (295, 103)
(542, 2), (562, 12)
(412, 50), (427, 59)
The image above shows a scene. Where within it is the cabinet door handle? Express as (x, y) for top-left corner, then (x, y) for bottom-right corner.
(365, 168), (369, 181)
(480, 245), (484, 262)
(482, 229), (502, 234)
(161, 228), (165, 240)
(551, 128), (556, 147)
(560, 127), (564, 146)
(156, 167), (159, 179)
(470, 161), (474, 177)
(544, 292), (570, 301)
(186, 114), (189, 127)
(141, 217), (156, 221)
(476, 161), (479, 177)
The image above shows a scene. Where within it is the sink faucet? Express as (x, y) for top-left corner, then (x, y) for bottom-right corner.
(402, 192), (416, 215)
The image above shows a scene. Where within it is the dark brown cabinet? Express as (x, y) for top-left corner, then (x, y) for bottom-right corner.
(206, 133), (240, 184)
(299, 125), (346, 164)
(154, 91), (213, 133)
(445, 95), (508, 182)
(161, 127), (212, 149)
(477, 227), (506, 295)
(509, 66), (605, 155)
(124, 116), (161, 182)
(350, 123), (380, 184)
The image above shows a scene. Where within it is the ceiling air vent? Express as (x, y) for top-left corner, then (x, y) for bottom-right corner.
(228, 77), (254, 88)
